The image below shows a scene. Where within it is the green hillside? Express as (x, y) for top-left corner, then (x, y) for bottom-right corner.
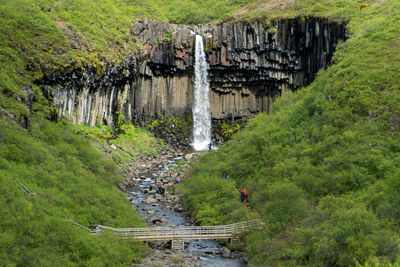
(0, 117), (148, 265)
(1, 0), (400, 265)
(182, 0), (400, 265)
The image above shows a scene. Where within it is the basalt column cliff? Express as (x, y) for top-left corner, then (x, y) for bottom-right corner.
(46, 18), (346, 126)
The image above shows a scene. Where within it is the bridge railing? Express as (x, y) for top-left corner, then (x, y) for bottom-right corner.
(93, 219), (265, 240)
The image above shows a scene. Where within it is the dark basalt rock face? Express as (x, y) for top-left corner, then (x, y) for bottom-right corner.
(42, 18), (346, 127)
(41, 55), (140, 127)
(206, 18), (346, 118)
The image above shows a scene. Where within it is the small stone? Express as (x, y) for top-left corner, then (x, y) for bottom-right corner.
(103, 145), (111, 153)
(184, 153), (193, 161)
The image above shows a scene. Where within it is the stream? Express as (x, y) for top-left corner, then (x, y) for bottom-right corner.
(126, 154), (245, 266)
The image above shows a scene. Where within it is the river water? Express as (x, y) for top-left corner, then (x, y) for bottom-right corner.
(127, 156), (245, 266)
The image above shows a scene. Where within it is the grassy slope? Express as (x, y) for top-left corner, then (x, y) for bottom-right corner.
(183, 0), (400, 265)
(69, 123), (167, 168)
(236, 0), (377, 21)
(0, 116), (149, 265)
(0, 85), (167, 265)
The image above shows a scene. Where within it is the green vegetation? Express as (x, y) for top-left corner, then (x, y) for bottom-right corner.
(132, 0), (248, 24)
(69, 122), (166, 168)
(238, 0), (377, 21)
(0, 88), (163, 264)
(2, 0), (400, 265)
(183, 0), (400, 265)
(0, 117), (147, 265)
(146, 114), (192, 143)
(0, 0), (139, 118)
(220, 122), (242, 139)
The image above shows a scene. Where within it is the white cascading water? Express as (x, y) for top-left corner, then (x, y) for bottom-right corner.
(192, 35), (211, 151)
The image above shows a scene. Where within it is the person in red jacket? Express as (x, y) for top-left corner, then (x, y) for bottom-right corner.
(240, 188), (248, 202)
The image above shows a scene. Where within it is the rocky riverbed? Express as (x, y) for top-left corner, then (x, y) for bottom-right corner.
(120, 147), (246, 266)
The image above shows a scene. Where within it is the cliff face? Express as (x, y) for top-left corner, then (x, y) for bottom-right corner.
(207, 18), (346, 118)
(43, 18), (346, 126)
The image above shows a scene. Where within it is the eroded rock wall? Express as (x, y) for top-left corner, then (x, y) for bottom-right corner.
(44, 18), (346, 126)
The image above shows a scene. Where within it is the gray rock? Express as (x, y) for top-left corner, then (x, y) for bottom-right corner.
(143, 197), (158, 204)
(222, 247), (231, 258)
(103, 145), (111, 153)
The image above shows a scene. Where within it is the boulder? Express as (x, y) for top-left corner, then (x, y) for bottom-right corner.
(222, 247), (231, 258)
(174, 206), (184, 212)
(143, 196), (158, 204)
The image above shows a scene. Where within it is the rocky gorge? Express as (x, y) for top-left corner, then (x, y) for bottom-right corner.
(40, 17), (346, 129)
(118, 146), (246, 266)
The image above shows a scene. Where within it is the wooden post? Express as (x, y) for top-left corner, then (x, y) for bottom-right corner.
(230, 236), (240, 245)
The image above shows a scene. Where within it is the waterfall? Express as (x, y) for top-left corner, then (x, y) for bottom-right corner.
(192, 35), (211, 151)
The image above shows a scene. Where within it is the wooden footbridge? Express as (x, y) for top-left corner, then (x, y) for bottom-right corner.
(92, 219), (264, 242)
